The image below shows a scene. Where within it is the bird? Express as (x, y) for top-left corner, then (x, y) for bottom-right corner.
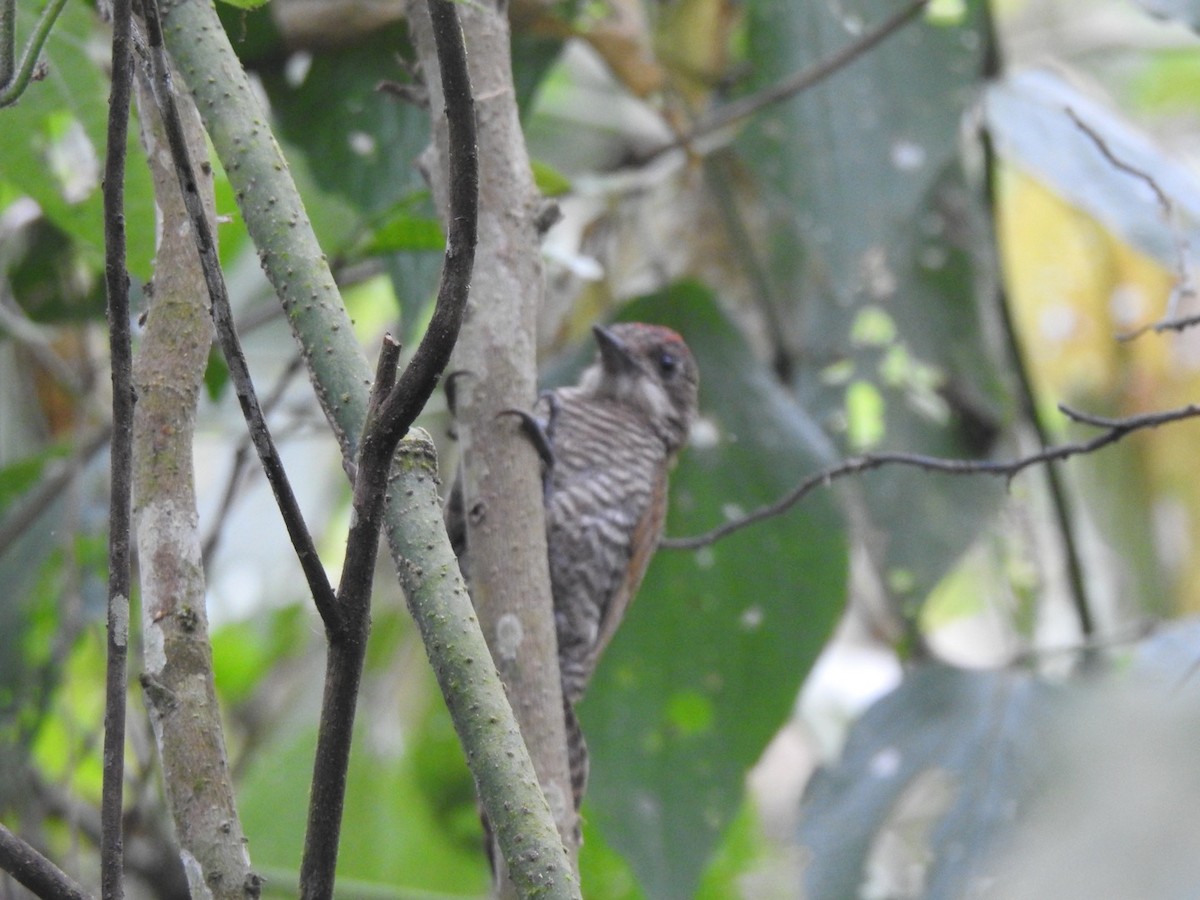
(446, 321), (700, 833)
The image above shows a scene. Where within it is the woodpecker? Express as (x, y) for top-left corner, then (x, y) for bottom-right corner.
(446, 322), (700, 821)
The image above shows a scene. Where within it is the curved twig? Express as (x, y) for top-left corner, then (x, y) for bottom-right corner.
(0, 0), (70, 107)
(663, 401), (1200, 550)
(631, 0), (930, 166)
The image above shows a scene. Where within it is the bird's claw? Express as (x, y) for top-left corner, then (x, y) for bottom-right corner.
(443, 369), (474, 418)
(497, 401), (557, 502)
(497, 407), (555, 470)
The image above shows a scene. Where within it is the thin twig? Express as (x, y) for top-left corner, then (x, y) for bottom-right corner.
(0, 0), (69, 107)
(0, 823), (93, 900)
(100, 0), (135, 888)
(980, 121), (1095, 640)
(662, 401), (1200, 550)
(1066, 106), (1197, 331)
(200, 354), (305, 567)
(0, 426), (111, 558)
(139, 0), (340, 633)
(1119, 310), (1200, 342)
(0, 299), (86, 396)
(298, 1), (477, 895)
(631, 0), (930, 166)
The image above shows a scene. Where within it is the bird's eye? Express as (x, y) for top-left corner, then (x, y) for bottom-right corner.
(657, 350), (679, 377)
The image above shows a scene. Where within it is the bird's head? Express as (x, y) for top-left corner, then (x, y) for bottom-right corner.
(580, 322), (700, 452)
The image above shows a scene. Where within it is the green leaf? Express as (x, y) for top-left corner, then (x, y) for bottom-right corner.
(3, 216), (106, 322)
(212, 604), (306, 705)
(239, 673), (489, 895)
(798, 664), (1059, 899)
(0, 0), (155, 279)
(218, 0), (271, 10)
(203, 346), (231, 402)
(531, 159), (572, 198)
(0, 444), (69, 514)
(695, 798), (771, 900)
(255, 28), (444, 327)
(581, 282), (849, 900)
(732, 0), (1007, 604)
(349, 194), (447, 260)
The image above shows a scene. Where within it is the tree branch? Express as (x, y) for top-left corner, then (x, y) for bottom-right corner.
(201, 354), (305, 567)
(130, 26), (259, 900)
(301, 2), (478, 891)
(0, 823), (93, 900)
(1066, 106), (1196, 333)
(139, 0), (339, 633)
(0, 426), (111, 559)
(372, 0), (477, 446)
(405, 0), (580, 880)
(663, 401), (1200, 550)
(299, 337), (402, 900)
(100, 0), (135, 888)
(0, 0), (69, 108)
(156, 0), (575, 892)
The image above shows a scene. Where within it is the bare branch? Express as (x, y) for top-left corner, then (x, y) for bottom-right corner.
(632, 0), (930, 165)
(139, 0), (339, 632)
(299, 335), (403, 899)
(130, 20), (259, 900)
(0, 300), (86, 397)
(0, 823), (93, 900)
(407, 0), (581, 878)
(372, 0), (477, 446)
(1066, 106), (1197, 333)
(663, 401), (1200, 550)
(299, 0), (477, 893)
(201, 354), (305, 567)
(100, 0), (135, 887)
(1119, 310), (1200, 342)
(0, 426), (111, 558)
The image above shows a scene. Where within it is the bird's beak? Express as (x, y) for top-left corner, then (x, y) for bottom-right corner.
(593, 325), (636, 373)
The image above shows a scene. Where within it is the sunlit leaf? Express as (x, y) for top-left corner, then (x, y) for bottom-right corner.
(532, 159), (573, 197)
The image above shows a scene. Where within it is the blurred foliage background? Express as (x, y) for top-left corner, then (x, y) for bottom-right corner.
(5, 0), (1200, 897)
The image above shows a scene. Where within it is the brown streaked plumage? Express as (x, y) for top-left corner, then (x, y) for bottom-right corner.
(446, 322), (700, 830)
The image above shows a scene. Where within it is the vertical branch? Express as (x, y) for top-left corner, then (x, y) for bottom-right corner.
(139, 0), (339, 633)
(100, 0), (135, 891)
(301, 2), (477, 893)
(154, 0), (576, 894)
(0, 0), (14, 88)
(406, 0), (578, 880)
(299, 339), (401, 900)
(130, 25), (260, 900)
(981, 138), (1095, 642)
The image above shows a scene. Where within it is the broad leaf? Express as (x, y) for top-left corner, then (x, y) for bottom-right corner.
(798, 664), (1059, 899)
(0, 0), (154, 279)
(581, 283), (849, 900)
